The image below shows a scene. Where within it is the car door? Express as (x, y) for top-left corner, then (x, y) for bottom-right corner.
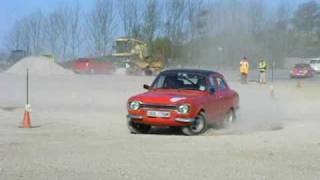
(214, 76), (231, 119)
(206, 75), (223, 122)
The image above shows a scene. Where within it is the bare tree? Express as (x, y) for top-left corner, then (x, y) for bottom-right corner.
(86, 0), (115, 55)
(207, 1), (223, 35)
(6, 11), (43, 55)
(5, 0), (315, 67)
(43, 10), (64, 58)
(186, 0), (207, 40)
(6, 6), (79, 61)
(164, 0), (186, 45)
(6, 21), (24, 51)
(24, 11), (44, 55)
(69, 1), (81, 58)
(248, 0), (266, 35)
(57, 6), (71, 60)
(118, 0), (142, 39)
(14, 18), (32, 54)
(142, 0), (159, 43)
(44, 4), (81, 60)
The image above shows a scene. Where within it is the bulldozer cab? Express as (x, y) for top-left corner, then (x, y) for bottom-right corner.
(112, 38), (164, 75)
(112, 38), (148, 58)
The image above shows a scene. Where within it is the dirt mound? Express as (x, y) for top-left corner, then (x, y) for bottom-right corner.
(6, 56), (73, 75)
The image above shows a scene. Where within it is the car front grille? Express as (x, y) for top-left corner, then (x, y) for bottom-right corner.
(141, 104), (177, 110)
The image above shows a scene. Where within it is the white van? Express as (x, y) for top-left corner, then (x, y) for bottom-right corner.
(310, 59), (320, 73)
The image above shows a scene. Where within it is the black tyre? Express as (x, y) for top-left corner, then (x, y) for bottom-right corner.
(128, 120), (151, 134)
(181, 112), (207, 136)
(223, 109), (236, 127)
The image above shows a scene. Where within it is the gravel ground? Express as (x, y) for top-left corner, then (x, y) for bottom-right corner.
(0, 72), (320, 180)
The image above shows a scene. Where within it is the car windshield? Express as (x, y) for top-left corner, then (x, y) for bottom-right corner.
(77, 58), (90, 62)
(152, 72), (207, 91)
(310, 60), (320, 64)
(294, 64), (310, 68)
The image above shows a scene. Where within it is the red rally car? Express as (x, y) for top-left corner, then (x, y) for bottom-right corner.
(290, 63), (314, 78)
(72, 58), (114, 74)
(127, 69), (239, 135)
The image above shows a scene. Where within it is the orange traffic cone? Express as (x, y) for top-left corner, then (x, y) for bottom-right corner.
(22, 104), (31, 128)
(22, 111), (31, 128)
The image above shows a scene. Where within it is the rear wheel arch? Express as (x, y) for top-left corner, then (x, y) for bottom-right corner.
(229, 106), (236, 116)
(226, 107), (236, 122)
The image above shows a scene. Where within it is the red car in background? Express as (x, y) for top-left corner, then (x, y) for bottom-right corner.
(127, 69), (239, 135)
(290, 63), (314, 78)
(72, 58), (114, 74)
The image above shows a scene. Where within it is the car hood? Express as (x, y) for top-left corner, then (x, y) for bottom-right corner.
(130, 89), (206, 105)
(292, 68), (309, 73)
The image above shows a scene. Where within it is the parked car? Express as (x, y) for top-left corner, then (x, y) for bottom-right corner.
(290, 63), (314, 78)
(72, 58), (114, 74)
(126, 69), (239, 135)
(309, 59), (320, 73)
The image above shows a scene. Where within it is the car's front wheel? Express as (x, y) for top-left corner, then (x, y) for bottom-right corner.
(181, 112), (207, 136)
(128, 120), (151, 134)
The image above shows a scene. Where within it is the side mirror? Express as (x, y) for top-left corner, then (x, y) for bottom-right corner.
(209, 87), (215, 94)
(143, 84), (150, 90)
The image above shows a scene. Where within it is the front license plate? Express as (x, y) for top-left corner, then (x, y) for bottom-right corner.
(147, 111), (170, 118)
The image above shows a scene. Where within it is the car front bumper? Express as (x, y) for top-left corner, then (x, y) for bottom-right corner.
(291, 73), (312, 78)
(127, 114), (195, 126)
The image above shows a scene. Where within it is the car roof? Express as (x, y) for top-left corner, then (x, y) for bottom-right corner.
(77, 58), (92, 61)
(294, 63), (310, 67)
(160, 68), (222, 77)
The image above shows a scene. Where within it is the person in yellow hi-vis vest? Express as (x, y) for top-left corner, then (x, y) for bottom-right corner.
(240, 56), (250, 84)
(258, 57), (267, 84)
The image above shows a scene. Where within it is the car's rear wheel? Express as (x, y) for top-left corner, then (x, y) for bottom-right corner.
(181, 112), (207, 136)
(128, 120), (151, 134)
(223, 109), (236, 127)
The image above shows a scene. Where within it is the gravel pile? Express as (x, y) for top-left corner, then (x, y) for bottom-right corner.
(6, 56), (73, 75)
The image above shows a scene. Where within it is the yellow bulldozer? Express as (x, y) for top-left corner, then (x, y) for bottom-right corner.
(112, 38), (165, 75)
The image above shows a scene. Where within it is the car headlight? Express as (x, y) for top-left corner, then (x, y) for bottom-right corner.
(177, 104), (190, 114)
(129, 101), (140, 110)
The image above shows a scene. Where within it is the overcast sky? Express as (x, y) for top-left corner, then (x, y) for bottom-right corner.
(0, 0), (310, 52)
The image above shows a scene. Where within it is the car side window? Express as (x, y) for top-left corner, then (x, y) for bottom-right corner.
(216, 77), (227, 91)
(153, 75), (165, 88)
(208, 76), (216, 89)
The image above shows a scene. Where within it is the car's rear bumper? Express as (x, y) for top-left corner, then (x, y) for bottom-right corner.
(290, 74), (312, 78)
(127, 114), (194, 126)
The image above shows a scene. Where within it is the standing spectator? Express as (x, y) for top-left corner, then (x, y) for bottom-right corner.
(258, 57), (268, 84)
(240, 56), (250, 84)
